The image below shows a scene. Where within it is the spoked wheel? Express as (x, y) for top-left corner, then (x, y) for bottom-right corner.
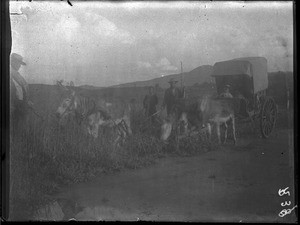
(260, 97), (277, 138)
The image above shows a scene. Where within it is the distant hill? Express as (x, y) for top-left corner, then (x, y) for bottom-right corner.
(78, 85), (104, 90)
(112, 65), (214, 89)
(27, 70), (292, 111)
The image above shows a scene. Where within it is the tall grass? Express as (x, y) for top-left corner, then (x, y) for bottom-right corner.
(10, 85), (228, 220)
(10, 102), (287, 220)
(10, 106), (207, 220)
(9, 81), (291, 220)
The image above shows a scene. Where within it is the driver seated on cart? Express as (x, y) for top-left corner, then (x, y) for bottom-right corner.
(219, 84), (233, 98)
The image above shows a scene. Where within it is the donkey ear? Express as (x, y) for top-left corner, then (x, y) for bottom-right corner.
(56, 80), (69, 92)
(56, 79), (63, 87)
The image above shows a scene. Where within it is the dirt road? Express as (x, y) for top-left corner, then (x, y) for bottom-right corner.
(45, 128), (296, 222)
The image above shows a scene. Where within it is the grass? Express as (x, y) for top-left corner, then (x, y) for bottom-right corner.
(10, 83), (291, 220)
(9, 103), (210, 221)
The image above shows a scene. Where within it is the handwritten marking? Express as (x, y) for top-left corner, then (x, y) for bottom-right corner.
(278, 187), (290, 196)
(278, 187), (296, 218)
(281, 201), (291, 207)
(278, 205), (297, 218)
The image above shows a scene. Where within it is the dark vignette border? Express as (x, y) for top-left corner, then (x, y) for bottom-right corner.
(293, 1), (298, 221)
(0, 0), (298, 222)
(1, 0), (11, 221)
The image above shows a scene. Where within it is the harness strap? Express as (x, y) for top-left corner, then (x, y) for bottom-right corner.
(60, 96), (75, 119)
(84, 100), (96, 118)
(75, 98), (97, 124)
(120, 120), (129, 136)
(113, 119), (129, 137)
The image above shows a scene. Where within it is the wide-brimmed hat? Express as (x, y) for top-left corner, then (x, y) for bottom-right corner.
(168, 78), (178, 84)
(11, 53), (26, 65)
(224, 84), (231, 89)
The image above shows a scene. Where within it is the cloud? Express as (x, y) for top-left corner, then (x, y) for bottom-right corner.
(85, 12), (117, 35)
(10, 5), (35, 22)
(84, 12), (135, 45)
(155, 57), (178, 71)
(137, 61), (152, 68)
(156, 58), (170, 67)
(119, 31), (136, 45)
(20, 6), (38, 21)
(55, 14), (80, 42)
(10, 1), (293, 86)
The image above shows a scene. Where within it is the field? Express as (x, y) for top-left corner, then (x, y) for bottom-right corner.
(9, 73), (293, 220)
(9, 83), (211, 220)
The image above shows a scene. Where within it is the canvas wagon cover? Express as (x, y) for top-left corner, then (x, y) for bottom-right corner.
(211, 57), (268, 93)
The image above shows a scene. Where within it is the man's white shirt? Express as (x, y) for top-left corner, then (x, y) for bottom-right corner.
(10, 66), (28, 101)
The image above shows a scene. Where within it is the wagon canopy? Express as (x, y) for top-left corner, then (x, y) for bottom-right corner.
(211, 57), (268, 93)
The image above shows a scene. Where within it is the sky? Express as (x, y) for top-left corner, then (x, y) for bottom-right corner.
(10, 1), (293, 87)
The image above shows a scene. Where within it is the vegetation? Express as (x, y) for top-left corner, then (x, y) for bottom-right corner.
(9, 86), (207, 220)
(9, 71), (292, 220)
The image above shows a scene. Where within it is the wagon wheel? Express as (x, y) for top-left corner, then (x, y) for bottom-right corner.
(260, 97), (277, 138)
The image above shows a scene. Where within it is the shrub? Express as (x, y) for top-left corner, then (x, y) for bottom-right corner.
(10, 109), (166, 220)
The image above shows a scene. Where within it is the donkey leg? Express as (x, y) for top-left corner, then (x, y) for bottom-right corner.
(87, 126), (92, 135)
(113, 132), (121, 147)
(231, 117), (237, 145)
(126, 120), (132, 135)
(123, 117), (132, 135)
(216, 123), (221, 144)
(223, 122), (228, 144)
(207, 123), (212, 143)
(181, 113), (189, 135)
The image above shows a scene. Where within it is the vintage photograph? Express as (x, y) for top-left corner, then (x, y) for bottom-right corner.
(7, 0), (295, 222)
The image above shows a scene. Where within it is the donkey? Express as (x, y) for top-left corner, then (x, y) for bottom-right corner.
(198, 96), (237, 145)
(160, 101), (201, 142)
(55, 81), (132, 145)
(160, 96), (237, 145)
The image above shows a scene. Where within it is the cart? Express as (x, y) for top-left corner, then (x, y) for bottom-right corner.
(160, 57), (277, 153)
(211, 57), (277, 138)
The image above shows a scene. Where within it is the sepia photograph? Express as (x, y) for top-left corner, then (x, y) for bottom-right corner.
(3, 0), (296, 222)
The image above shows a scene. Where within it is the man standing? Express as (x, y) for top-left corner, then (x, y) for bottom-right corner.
(10, 53), (32, 130)
(143, 86), (158, 123)
(162, 78), (181, 116)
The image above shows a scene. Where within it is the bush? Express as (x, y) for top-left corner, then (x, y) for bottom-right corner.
(9, 109), (165, 220)
(10, 101), (215, 220)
